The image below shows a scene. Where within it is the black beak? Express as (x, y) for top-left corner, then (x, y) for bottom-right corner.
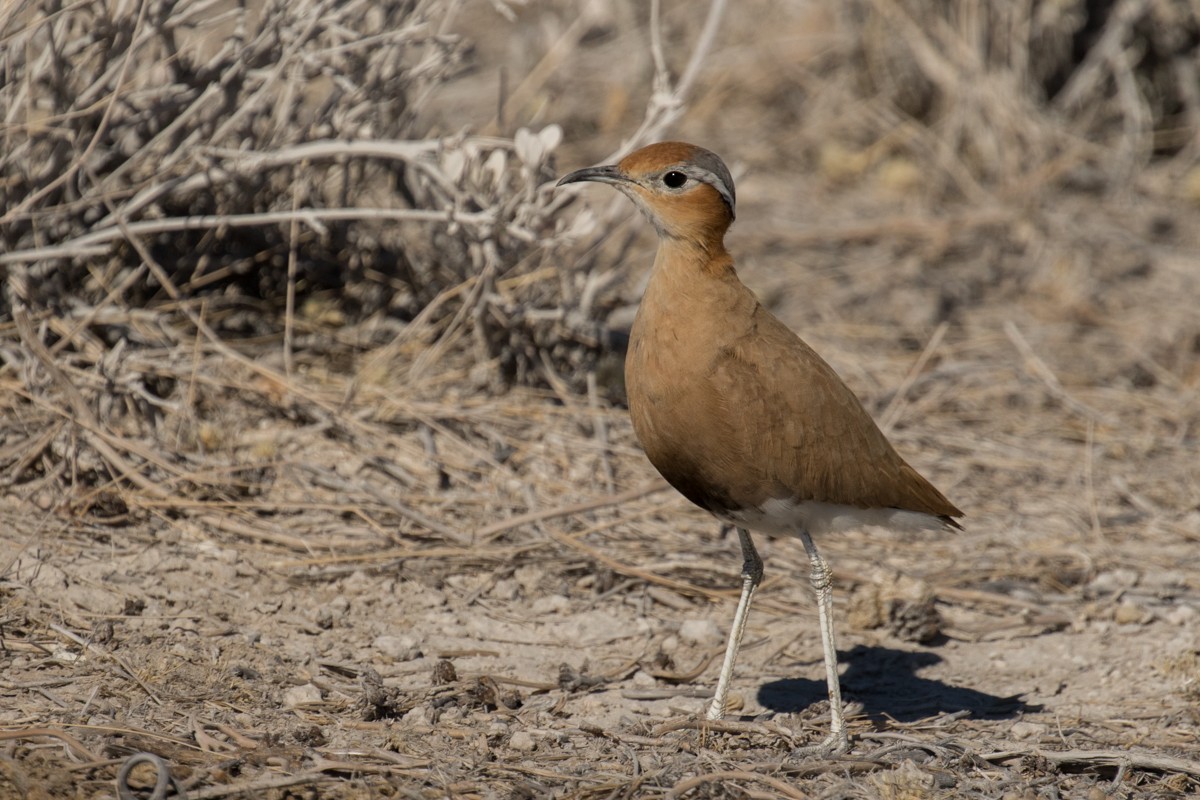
(556, 164), (628, 187)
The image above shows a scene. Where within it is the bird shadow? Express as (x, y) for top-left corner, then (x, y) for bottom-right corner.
(757, 644), (1037, 723)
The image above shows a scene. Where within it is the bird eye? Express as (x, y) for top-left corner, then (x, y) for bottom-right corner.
(662, 171), (688, 188)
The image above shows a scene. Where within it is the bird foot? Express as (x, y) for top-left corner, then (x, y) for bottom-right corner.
(789, 728), (850, 758)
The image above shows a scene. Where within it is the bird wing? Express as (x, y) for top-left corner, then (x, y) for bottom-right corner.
(708, 303), (962, 520)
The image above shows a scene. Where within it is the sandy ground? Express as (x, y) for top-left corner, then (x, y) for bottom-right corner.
(3, 430), (1200, 798)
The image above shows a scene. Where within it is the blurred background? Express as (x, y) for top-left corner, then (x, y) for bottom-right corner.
(2, 0), (1199, 796)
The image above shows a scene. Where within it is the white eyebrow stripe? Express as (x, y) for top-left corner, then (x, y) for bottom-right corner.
(677, 165), (736, 219)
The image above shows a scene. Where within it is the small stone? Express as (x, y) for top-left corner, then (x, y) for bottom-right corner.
(631, 669), (657, 688)
(678, 618), (722, 646)
(509, 731), (536, 752)
(531, 595), (570, 615)
(283, 684), (323, 709)
(334, 455), (365, 478)
(848, 584), (884, 630)
(343, 570), (374, 592)
(1009, 721), (1045, 740)
(491, 578), (520, 601)
(848, 573), (939, 641)
(1165, 604), (1198, 626)
(373, 634), (422, 661)
(1088, 568), (1139, 595)
(660, 635), (680, 653)
(1182, 164), (1200, 205)
(1114, 601), (1148, 625)
(329, 596), (351, 616)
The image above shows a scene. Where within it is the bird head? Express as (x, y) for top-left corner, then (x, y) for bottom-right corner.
(557, 142), (735, 246)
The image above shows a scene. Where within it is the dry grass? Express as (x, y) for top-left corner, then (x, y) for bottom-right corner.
(2, 0), (1200, 797)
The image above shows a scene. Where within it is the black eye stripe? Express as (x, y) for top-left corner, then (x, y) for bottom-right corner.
(663, 170), (688, 188)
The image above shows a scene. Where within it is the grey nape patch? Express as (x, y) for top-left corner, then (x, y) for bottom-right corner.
(689, 148), (736, 217)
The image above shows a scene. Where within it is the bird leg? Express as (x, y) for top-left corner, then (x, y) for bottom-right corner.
(795, 530), (849, 755)
(706, 527), (763, 721)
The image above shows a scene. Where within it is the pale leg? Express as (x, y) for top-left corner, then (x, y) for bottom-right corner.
(797, 530), (849, 754)
(706, 527), (763, 720)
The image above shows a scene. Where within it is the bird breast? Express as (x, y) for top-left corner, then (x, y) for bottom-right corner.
(624, 258), (767, 514)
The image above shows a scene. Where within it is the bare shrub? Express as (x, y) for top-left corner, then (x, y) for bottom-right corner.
(0, 0), (605, 508)
(0, 0), (592, 365)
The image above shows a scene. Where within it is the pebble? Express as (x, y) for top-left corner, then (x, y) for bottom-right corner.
(328, 596), (351, 616)
(678, 618), (722, 646)
(531, 595), (570, 615)
(509, 731), (536, 752)
(373, 634), (422, 661)
(1009, 721), (1046, 740)
(1088, 568), (1139, 595)
(1164, 604), (1198, 626)
(1113, 600), (1149, 625)
(631, 669), (657, 688)
(491, 578), (520, 601)
(283, 684), (322, 708)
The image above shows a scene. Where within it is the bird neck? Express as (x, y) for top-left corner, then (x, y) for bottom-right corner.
(652, 235), (735, 282)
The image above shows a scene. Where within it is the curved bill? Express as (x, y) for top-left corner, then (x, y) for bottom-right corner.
(556, 164), (627, 187)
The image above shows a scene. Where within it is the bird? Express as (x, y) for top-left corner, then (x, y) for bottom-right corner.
(557, 142), (962, 754)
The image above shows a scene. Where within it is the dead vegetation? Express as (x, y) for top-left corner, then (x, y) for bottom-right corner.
(1, 0), (1199, 797)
